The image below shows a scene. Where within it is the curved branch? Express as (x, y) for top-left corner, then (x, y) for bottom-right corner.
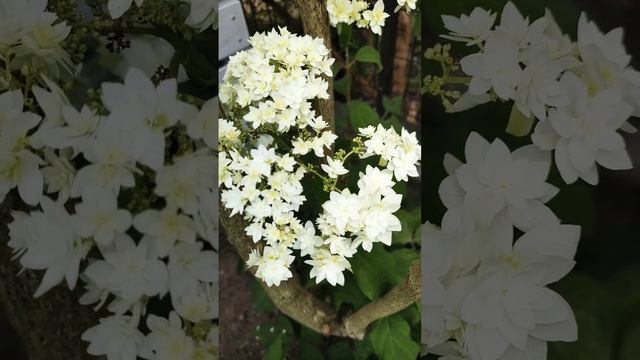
(219, 206), (421, 339)
(293, 0), (335, 131)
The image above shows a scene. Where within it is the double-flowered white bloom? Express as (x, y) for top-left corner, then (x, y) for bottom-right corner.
(4, 66), (218, 359)
(219, 28), (421, 287)
(326, 0), (411, 35)
(424, 128), (579, 360)
(439, 1), (639, 185)
(0, 0), (72, 78)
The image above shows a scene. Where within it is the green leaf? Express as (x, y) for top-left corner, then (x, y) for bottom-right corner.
(353, 337), (374, 360)
(351, 245), (418, 300)
(354, 46), (383, 72)
(393, 208), (421, 245)
(255, 315), (294, 348)
(332, 274), (370, 309)
(382, 96), (404, 116)
(263, 336), (283, 360)
(348, 100), (380, 130)
(369, 315), (420, 360)
(251, 280), (275, 313)
(335, 74), (352, 97)
(350, 244), (395, 299)
(389, 249), (419, 284)
(300, 326), (325, 360)
(506, 102), (534, 137)
(326, 341), (355, 360)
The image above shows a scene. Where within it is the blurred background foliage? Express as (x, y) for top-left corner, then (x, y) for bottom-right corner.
(423, 0), (640, 359)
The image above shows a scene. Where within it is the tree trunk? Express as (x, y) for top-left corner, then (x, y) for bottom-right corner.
(293, 0), (335, 131)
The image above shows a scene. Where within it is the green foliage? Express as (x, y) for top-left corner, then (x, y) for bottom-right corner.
(251, 279), (276, 313)
(354, 46), (383, 72)
(350, 244), (417, 300)
(369, 314), (420, 360)
(255, 315), (294, 360)
(393, 209), (421, 245)
(348, 100), (380, 129)
(382, 96), (404, 117)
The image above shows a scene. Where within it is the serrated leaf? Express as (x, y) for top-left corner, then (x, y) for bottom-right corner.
(369, 315), (420, 360)
(348, 100), (380, 130)
(354, 46), (383, 72)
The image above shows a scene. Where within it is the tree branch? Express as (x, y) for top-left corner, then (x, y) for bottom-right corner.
(293, 0), (335, 131)
(219, 206), (421, 339)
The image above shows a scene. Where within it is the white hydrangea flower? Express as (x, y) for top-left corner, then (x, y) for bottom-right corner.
(172, 282), (218, 323)
(532, 73), (634, 185)
(107, 0), (144, 19)
(84, 235), (168, 306)
(41, 148), (75, 203)
(185, 97), (218, 148)
(7, 196), (91, 297)
(101, 67), (194, 170)
(439, 132), (558, 230)
(168, 242), (217, 298)
(82, 314), (148, 360)
(441, 7), (497, 46)
(248, 245), (295, 287)
(305, 248), (351, 286)
(362, 1), (389, 36)
(395, 0), (417, 12)
(134, 206), (197, 257)
(321, 156), (348, 178)
(184, 0), (218, 32)
(145, 312), (195, 360)
(73, 191), (132, 246)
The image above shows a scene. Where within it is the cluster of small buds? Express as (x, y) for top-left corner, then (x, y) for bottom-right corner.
(219, 28), (421, 288)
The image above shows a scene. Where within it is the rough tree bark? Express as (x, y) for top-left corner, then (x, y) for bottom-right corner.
(293, 0), (335, 131)
(0, 194), (100, 360)
(220, 207), (421, 340)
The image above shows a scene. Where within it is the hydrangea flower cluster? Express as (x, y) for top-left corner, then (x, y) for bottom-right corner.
(0, 0), (73, 82)
(326, 0), (395, 35)
(219, 28), (421, 287)
(423, 132), (579, 360)
(107, 0), (217, 31)
(435, 1), (640, 185)
(2, 68), (218, 359)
